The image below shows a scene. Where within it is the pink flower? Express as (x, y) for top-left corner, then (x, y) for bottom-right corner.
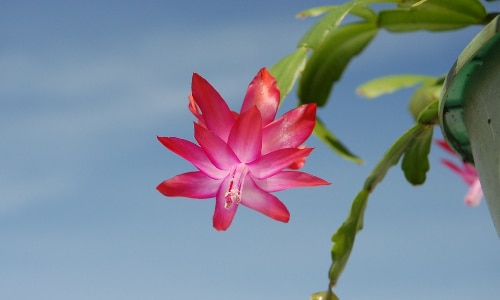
(157, 68), (330, 230)
(435, 139), (483, 206)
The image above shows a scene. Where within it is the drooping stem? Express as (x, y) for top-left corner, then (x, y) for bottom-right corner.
(325, 123), (434, 298)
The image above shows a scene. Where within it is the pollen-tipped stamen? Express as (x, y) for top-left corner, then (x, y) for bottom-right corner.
(224, 164), (248, 209)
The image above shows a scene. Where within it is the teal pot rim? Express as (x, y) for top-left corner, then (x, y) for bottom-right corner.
(439, 15), (500, 163)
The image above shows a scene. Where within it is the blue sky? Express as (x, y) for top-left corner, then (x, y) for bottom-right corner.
(1, 1), (499, 299)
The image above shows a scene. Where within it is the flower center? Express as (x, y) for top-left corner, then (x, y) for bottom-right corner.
(224, 164), (249, 209)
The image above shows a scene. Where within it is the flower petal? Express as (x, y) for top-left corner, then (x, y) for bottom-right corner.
(253, 171), (330, 192)
(440, 159), (477, 185)
(262, 104), (316, 154)
(191, 73), (235, 140)
(440, 158), (462, 175)
(213, 176), (239, 231)
(188, 93), (206, 127)
(247, 147), (313, 179)
(437, 139), (483, 206)
(465, 178), (483, 206)
(240, 177), (290, 223)
(463, 163), (479, 180)
(435, 139), (457, 156)
(227, 106), (262, 163)
(240, 68), (280, 126)
(157, 171), (221, 198)
(194, 122), (240, 170)
(157, 136), (226, 179)
(287, 146), (307, 170)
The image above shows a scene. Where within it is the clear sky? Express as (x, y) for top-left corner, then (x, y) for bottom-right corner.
(1, 1), (499, 299)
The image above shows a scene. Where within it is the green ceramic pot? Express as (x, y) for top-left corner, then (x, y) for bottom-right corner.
(440, 15), (500, 236)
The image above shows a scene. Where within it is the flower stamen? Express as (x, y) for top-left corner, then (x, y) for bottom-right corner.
(224, 164), (248, 209)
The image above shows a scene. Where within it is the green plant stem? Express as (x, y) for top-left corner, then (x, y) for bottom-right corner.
(325, 123), (434, 299)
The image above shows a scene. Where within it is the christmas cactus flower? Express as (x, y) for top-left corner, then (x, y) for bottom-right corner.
(157, 68), (330, 230)
(436, 139), (483, 207)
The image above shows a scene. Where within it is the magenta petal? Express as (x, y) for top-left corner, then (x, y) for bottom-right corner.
(462, 163), (480, 182)
(440, 159), (477, 185)
(240, 68), (280, 126)
(440, 158), (463, 175)
(188, 93), (206, 127)
(437, 139), (484, 206)
(253, 171), (330, 192)
(157, 136), (226, 179)
(435, 139), (457, 156)
(227, 106), (262, 163)
(157, 171), (221, 198)
(248, 147), (313, 179)
(213, 176), (239, 231)
(465, 178), (483, 206)
(240, 178), (290, 223)
(191, 73), (235, 140)
(194, 122), (240, 170)
(262, 104), (316, 154)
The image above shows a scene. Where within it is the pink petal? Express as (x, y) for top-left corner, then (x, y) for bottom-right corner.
(463, 163), (479, 178)
(191, 73), (235, 141)
(287, 146), (307, 170)
(262, 104), (316, 154)
(213, 176), (239, 231)
(188, 93), (206, 127)
(227, 106), (263, 163)
(247, 147), (313, 179)
(286, 145), (309, 170)
(240, 177), (290, 223)
(157, 136), (226, 179)
(440, 159), (476, 185)
(437, 139), (484, 206)
(440, 158), (462, 175)
(194, 122), (240, 170)
(157, 171), (221, 198)
(465, 178), (483, 207)
(287, 159), (306, 170)
(240, 68), (280, 126)
(253, 171), (330, 192)
(435, 139), (457, 156)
